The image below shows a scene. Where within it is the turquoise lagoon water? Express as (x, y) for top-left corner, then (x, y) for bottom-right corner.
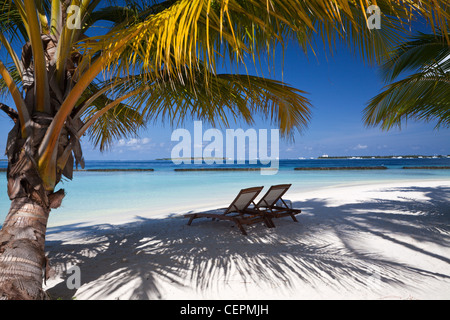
(1, 158), (449, 227)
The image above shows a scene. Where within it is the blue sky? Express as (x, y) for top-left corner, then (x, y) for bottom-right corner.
(0, 14), (449, 161)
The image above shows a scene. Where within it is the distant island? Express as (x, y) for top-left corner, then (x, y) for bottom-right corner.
(74, 169), (154, 172)
(294, 166), (388, 170)
(156, 157), (229, 161)
(317, 155), (450, 159)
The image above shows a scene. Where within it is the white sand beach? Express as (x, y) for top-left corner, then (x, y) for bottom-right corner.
(43, 179), (450, 300)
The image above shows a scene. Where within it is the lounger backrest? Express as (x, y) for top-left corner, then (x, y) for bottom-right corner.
(256, 184), (291, 208)
(225, 186), (263, 214)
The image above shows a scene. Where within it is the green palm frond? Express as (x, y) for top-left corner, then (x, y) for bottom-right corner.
(70, 0), (420, 146)
(0, 63), (21, 97)
(85, 5), (140, 28)
(77, 0), (419, 88)
(102, 70), (312, 138)
(364, 69), (450, 129)
(379, 31), (450, 82)
(0, 0), (28, 41)
(364, 30), (450, 130)
(86, 103), (145, 152)
(76, 81), (146, 151)
(77, 68), (311, 151)
(85, 1), (177, 27)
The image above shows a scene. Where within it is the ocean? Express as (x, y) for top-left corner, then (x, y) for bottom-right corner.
(1, 157), (449, 227)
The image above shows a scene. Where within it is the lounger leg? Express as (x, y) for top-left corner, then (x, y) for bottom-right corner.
(187, 215), (196, 225)
(264, 217), (276, 228)
(234, 219), (248, 235)
(290, 214), (298, 222)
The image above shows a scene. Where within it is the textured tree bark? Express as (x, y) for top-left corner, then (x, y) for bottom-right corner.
(0, 122), (66, 300)
(0, 198), (50, 300)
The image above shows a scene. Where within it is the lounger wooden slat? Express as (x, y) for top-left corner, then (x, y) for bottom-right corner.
(184, 186), (273, 235)
(247, 184), (301, 224)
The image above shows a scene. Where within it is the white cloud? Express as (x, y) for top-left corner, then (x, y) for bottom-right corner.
(115, 138), (152, 151)
(353, 144), (368, 150)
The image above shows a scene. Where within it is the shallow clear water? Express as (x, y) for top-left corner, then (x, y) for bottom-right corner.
(1, 158), (449, 227)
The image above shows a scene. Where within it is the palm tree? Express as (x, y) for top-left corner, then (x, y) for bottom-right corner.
(0, 0), (448, 300)
(364, 30), (450, 129)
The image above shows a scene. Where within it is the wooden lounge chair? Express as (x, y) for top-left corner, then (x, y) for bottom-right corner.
(248, 184), (301, 223)
(184, 186), (273, 235)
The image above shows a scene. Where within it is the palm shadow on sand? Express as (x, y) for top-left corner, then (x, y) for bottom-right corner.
(45, 185), (450, 299)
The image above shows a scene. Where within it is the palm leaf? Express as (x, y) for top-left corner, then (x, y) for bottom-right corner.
(105, 69), (312, 138)
(74, 81), (146, 151)
(0, 59), (30, 137)
(380, 31), (450, 82)
(0, 0), (28, 41)
(364, 30), (450, 129)
(364, 69), (450, 129)
(0, 31), (23, 79)
(0, 62), (22, 97)
(85, 103), (145, 152)
(78, 0), (449, 79)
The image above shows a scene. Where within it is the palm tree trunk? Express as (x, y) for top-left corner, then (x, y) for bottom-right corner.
(0, 197), (50, 300)
(0, 122), (65, 300)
